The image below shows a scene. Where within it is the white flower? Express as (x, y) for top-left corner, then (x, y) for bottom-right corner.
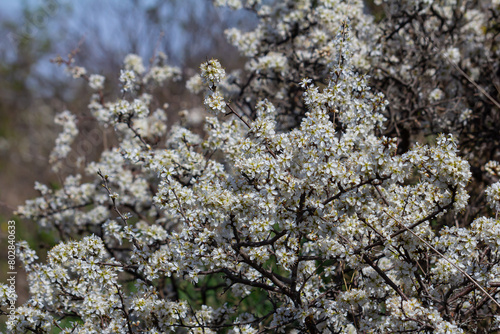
(204, 90), (227, 114)
(186, 74), (204, 94)
(429, 88), (444, 101)
(486, 182), (500, 212)
(69, 66), (87, 78)
(200, 59), (225, 86)
(89, 74), (105, 90)
(124, 53), (145, 74)
(299, 78), (312, 88)
(485, 160), (500, 177)
(49, 110), (78, 171)
(119, 69), (137, 92)
(444, 47), (461, 64)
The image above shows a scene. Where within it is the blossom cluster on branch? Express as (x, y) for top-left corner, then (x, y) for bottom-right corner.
(2, 0), (500, 333)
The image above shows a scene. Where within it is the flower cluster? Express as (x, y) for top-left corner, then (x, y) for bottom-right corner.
(486, 160), (500, 178)
(4, 1), (500, 333)
(486, 182), (500, 213)
(48, 110), (78, 172)
(88, 74), (105, 90)
(119, 69), (138, 92)
(367, 0), (500, 225)
(200, 59), (225, 87)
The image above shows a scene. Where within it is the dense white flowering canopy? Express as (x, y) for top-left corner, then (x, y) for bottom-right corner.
(3, 0), (500, 333)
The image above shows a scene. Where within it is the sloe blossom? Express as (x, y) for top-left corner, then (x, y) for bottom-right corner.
(5, 1), (500, 333)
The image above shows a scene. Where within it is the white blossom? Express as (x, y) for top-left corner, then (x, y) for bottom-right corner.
(7, 1), (500, 333)
(49, 110), (78, 172)
(88, 74), (105, 90)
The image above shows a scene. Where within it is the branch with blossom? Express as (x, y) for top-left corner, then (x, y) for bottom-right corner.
(4, 1), (500, 333)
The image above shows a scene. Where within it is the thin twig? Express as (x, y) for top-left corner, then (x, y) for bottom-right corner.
(97, 170), (129, 226)
(427, 37), (500, 110)
(383, 209), (500, 309)
(114, 283), (135, 334)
